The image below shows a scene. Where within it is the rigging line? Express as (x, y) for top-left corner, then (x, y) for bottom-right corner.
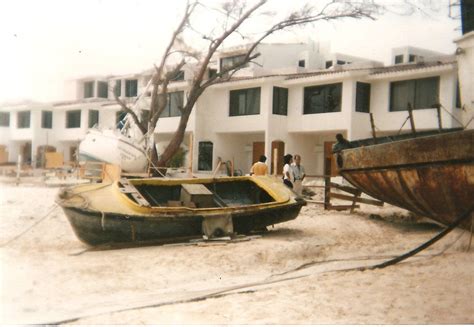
(0, 204), (59, 248)
(439, 103), (465, 127)
(397, 115), (410, 135)
(365, 204), (474, 270)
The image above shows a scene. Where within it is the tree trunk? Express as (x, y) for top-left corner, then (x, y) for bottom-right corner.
(156, 109), (192, 168)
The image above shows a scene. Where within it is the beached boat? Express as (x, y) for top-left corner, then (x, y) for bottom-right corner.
(336, 129), (474, 229)
(78, 128), (148, 173)
(57, 175), (306, 246)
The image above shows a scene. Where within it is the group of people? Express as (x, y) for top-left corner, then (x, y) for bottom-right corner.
(250, 153), (306, 195)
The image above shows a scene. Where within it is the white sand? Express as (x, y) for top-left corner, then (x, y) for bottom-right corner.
(0, 182), (473, 324)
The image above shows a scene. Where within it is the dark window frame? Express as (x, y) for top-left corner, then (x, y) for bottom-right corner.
(0, 112), (10, 127)
(66, 110), (81, 128)
(41, 110), (53, 129)
(17, 111), (31, 128)
(84, 81), (94, 98)
(229, 87), (261, 117)
(160, 91), (185, 118)
(395, 55), (404, 64)
(114, 80), (122, 97)
(303, 83), (343, 115)
(389, 76), (440, 112)
(355, 82), (371, 113)
(272, 87), (288, 116)
(298, 60), (305, 68)
(198, 141), (213, 171)
(220, 54), (248, 73)
(325, 61), (333, 69)
(125, 79), (138, 97)
(97, 81), (108, 98)
(88, 110), (99, 128)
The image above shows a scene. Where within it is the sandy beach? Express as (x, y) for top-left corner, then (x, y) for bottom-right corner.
(0, 181), (473, 324)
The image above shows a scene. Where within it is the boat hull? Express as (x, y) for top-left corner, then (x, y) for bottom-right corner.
(338, 130), (474, 229)
(63, 202), (303, 246)
(57, 176), (306, 246)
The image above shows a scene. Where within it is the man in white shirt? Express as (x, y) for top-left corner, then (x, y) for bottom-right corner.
(291, 154), (306, 196)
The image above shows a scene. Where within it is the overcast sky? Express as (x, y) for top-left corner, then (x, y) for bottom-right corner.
(0, 0), (461, 104)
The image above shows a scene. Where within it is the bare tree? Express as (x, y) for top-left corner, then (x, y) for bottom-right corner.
(116, 0), (379, 174)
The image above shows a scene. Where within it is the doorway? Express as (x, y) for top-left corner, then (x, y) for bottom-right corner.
(252, 142), (265, 165)
(271, 140), (285, 175)
(324, 141), (338, 177)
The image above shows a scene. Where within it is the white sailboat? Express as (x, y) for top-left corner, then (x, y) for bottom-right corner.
(78, 128), (148, 173)
(78, 79), (153, 173)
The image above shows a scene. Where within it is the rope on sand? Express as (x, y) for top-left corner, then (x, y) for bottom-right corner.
(364, 204), (474, 271)
(0, 204), (59, 247)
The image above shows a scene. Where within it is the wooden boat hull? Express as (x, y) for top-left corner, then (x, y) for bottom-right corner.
(338, 130), (474, 229)
(57, 176), (306, 246)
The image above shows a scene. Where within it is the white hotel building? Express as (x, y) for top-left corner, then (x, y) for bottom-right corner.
(0, 38), (472, 176)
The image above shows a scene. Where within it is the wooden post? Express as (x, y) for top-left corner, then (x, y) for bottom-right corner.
(273, 147), (278, 176)
(188, 133), (193, 177)
(324, 158), (332, 210)
(231, 158), (234, 177)
(407, 102), (417, 136)
(369, 113), (377, 143)
(16, 154), (22, 186)
(436, 104), (443, 131)
(212, 158), (222, 178)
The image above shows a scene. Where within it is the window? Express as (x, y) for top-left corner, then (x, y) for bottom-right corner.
(303, 83), (342, 114)
(0, 112), (10, 127)
(17, 111), (31, 128)
(41, 111), (53, 129)
(336, 60), (346, 65)
(229, 87), (261, 116)
(88, 110), (99, 128)
(395, 55), (404, 64)
(160, 91), (184, 118)
(298, 60), (305, 68)
(66, 110), (81, 128)
(114, 80), (121, 97)
(220, 54), (248, 72)
(456, 79), (462, 109)
(198, 141), (213, 171)
(97, 81), (108, 98)
(390, 77), (439, 111)
(208, 69), (217, 79)
(356, 82), (371, 113)
(325, 61), (333, 68)
(408, 54), (417, 63)
(84, 81), (94, 98)
(125, 79), (138, 97)
(272, 87), (288, 115)
(171, 71), (185, 81)
(116, 111), (127, 128)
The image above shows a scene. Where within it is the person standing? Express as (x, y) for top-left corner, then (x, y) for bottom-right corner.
(250, 155), (268, 176)
(292, 154), (306, 196)
(282, 154), (294, 189)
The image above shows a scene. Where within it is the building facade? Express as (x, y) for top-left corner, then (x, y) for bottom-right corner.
(0, 41), (470, 176)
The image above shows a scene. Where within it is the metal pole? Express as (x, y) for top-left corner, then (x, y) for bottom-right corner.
(16, 154), (22, 186)
(407, 102), (417, 136)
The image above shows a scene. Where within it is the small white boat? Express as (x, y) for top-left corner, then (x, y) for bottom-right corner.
(78, 129), (148, 173)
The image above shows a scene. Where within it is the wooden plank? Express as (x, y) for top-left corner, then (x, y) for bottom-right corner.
(329, 182), (360, 195)
(305, 199), (325, 205)
(329, 192), (384, 206)
(119, 178), (151, 207)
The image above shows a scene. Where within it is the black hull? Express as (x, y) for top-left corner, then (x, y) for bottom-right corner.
(62, 202), (304, 246)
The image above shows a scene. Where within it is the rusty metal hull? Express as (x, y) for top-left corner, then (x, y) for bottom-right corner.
(338, 130), (474, 229)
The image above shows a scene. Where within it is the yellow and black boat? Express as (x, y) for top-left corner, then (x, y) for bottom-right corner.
(57, 175), (306, 246)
